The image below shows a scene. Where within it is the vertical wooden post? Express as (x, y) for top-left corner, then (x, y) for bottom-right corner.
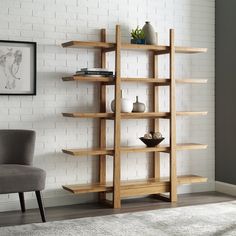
(152, 33), (161, 180)
(99, 29), (107, 201)
(113, 25), (121, 208)
(169, 29), (177, 202)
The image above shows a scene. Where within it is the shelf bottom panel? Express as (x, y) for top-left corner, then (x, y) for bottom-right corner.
(62, 175), (207, 197)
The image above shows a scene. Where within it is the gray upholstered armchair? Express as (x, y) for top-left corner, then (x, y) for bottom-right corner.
(0, 130), (46, 222)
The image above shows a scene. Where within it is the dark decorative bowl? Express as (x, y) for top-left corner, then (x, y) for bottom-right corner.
(139, 137), (165, 147)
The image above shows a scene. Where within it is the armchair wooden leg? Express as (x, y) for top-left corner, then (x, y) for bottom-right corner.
(35, 191), (46, 222)
(18, 192), (25, 213)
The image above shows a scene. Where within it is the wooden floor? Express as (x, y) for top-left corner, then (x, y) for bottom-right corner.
(0, 191), (235, 227)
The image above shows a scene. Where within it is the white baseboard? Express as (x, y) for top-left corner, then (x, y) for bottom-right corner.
(215, 181), (236, 197)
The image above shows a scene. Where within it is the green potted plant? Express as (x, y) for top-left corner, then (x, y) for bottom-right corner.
(130, 26), (146, 44)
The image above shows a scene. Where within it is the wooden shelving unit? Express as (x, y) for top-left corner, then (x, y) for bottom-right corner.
(61, 25), (208, 208)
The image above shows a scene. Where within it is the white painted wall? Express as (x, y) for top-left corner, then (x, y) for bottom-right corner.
(0, 0), (215, 211)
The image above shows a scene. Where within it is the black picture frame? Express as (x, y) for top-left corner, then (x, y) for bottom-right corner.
(0, 40), (36, 95)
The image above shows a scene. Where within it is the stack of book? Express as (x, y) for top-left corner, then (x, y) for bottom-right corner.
(75, 68), (114, 77)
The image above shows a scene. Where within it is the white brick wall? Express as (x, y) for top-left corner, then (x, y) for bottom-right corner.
(0, 0), (215, 211)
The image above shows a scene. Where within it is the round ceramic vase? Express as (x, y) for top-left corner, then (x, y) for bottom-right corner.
(142, 21), (156, 45)
(111, 95), (133, 113)
(132, 96), (146, 112)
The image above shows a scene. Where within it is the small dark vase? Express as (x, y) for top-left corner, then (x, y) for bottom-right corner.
(131, 39), (146, 45)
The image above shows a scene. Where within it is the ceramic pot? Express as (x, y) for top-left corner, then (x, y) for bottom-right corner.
(132, 96), (146, 112)
(111, 91), (133, 113)
(131, 39), (146, 45)
(142, 21), (156, 45)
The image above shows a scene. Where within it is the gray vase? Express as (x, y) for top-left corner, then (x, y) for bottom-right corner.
(142, 21), (156, 45)
(132, 96), (146, 113)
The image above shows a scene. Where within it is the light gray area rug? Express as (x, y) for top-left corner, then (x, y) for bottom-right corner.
(1, 201), (236, 236)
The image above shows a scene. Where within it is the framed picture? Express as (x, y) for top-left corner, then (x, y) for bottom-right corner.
(0, 40), (36, 95)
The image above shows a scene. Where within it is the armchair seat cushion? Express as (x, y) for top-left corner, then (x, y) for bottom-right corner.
(0, 164), (46, 194)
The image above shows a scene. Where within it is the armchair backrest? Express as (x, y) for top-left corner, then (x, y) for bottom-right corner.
(0, 130), (35, 165)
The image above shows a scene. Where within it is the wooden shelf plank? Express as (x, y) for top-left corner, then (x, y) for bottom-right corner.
(62, 41), (115, 49)
(62, 112), (114, 119)
(176, 175), (208, 184)
(121, 143), (207, 153)
(62, 175), (207, 195)
(176, 79), (208, 84)
(121, 78), (207, 85)
(121, 181), (169, 197)
(121, 146), (169, 153)
(62, 148), (114, 156)
(61, 41), (207, 54)
(121, 78), (170, 85)
(121, 43), (169, 52)
(176, 111), (208, 116)
(121, 175), (207, 197)
(121, 43), (207, 54)
(63, 183), (113, 194)
(176, 143), (208, 150)
(62, 145), (163, 156)
(62, 112), (170, 119)
(62, 75), (114, 82)
(62, 143), (207, 157)
(62, 76), (207, 85)
(62, 111), (207, 119)
(121, 112), (170, 119)
(175, 46), (207, 54)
